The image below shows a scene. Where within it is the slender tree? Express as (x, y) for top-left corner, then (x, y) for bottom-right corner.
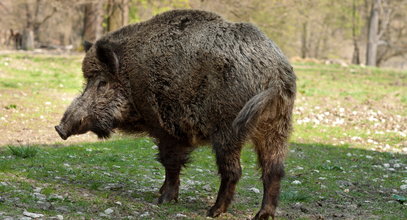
(352, 0), (361, 64)
(366, 0), (380, 66)
(106, 0), (129, 32)
(83, 1), (104, 42)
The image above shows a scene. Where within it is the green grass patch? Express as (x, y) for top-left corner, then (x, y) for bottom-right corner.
(8, 145), (39, 158)
(0, 139), (406, 219)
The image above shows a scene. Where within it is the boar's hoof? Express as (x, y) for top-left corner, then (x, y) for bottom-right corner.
(157, 189), (178, 204)
(207, 205), (227, 218)
(252, 209), (274, 220)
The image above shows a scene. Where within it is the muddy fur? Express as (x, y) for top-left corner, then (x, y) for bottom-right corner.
(56, 9), (296, 220)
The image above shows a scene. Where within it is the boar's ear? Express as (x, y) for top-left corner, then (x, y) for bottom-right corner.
(83, 41), (93, 52)
(95, 39), (121, 74)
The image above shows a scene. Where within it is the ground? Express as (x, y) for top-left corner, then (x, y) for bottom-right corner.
(0, 53), (406, 219)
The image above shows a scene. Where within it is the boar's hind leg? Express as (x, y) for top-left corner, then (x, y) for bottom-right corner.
(251, 110), (292, 220)
(157, 137), (192, 204)
(207, 138), (243, 218)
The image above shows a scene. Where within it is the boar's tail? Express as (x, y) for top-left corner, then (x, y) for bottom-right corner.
(232, 87), (278, 138)
(232, 63), (296, 140)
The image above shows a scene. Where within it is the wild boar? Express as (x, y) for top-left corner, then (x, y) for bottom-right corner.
(55, 9), (296, 220)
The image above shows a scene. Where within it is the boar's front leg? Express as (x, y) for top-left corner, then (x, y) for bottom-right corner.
(207, 138), (243, 217)
(157, 136), (192, 204)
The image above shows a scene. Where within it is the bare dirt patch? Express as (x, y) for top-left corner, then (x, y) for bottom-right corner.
(0, 89), (99, 146)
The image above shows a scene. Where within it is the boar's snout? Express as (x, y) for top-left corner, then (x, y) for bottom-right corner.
(55, 125), (68, 140)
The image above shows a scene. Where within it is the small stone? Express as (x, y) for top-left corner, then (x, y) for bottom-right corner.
(55, 206), (70, 213)
(337, 180), (353, 187)
(400, 185), (407, 190)
(140, 212), (149, 217)
(99, 213), (108, 217)
(203, 184), (212, 191)
(249, 187), (260, 194)
(104, 208), (114, 215)
(114, 201), (122, 206)
(49, 215), (64, 220)
(34, 192), (46, 201)
(292, 180), (302, 185)
(20, 217), (32, 220)
(104, 183), (124, 191)
(185, 196), (197, 202)
(37, 201), (52, 210)
(23, 210), (44, 218)
(292, 202), (302, 208)
(176, 213), (187, 218)
(383, 163), (390, 168)
(48, 194), (64, 201)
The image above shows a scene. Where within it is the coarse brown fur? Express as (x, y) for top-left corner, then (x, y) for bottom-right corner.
(55, 9), (296, 220)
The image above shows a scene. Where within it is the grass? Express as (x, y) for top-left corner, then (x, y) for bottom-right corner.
(8, 145), (39, 158)
(0, 52), (406, 219)
(0, 139), (405, 219)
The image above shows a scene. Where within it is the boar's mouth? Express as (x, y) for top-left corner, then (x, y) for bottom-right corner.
(55, 116), (101, 140)
(55, 123), (112, 140)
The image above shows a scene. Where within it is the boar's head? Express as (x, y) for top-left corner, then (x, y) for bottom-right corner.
(55, 39), (132, 140)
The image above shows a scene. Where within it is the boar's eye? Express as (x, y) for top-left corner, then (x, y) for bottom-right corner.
(98, 80), (107, 90)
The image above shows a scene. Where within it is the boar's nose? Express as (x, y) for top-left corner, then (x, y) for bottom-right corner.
(55, 125), (68, 140)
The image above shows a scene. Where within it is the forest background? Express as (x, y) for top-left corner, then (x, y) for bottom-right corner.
(1, 0), (406, 69)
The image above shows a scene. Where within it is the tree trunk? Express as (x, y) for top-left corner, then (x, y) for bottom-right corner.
(301, 22), (308, 59)
(106, 0), (129, 32)
(366, 0), (380, 66)
(352, 42), (361, 65)
(83, 1), (103, 42)
(122, 0), (129, 27)
(351, 0), (360, 65)
(21, 29), (34, 50)
(23, 2), (35, 50)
